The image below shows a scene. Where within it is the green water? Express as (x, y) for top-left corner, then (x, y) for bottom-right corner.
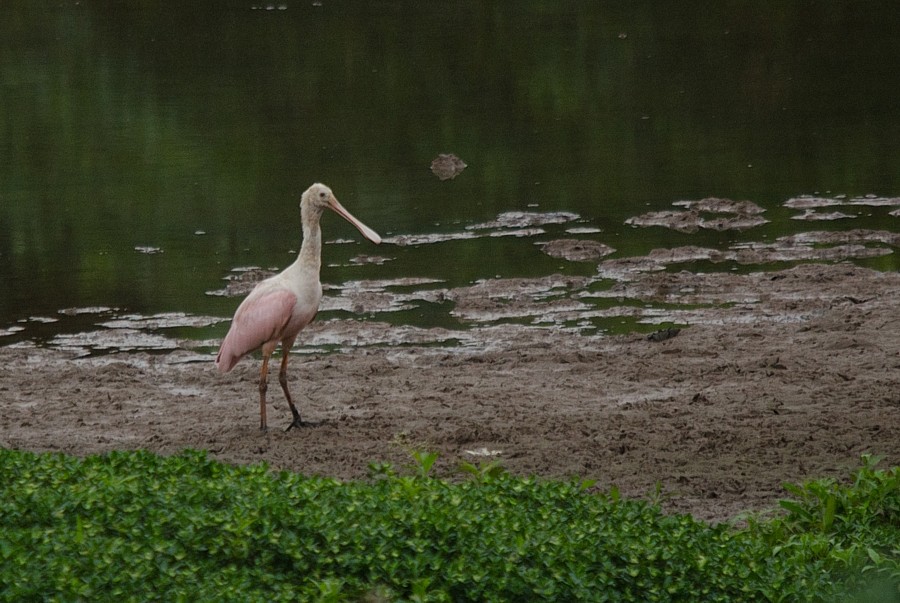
(2, 2), (899, 345)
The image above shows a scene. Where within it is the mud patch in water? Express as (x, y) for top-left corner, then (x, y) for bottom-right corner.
(206, 267), (277, 297)
(50, 329), (182, 356)
(349, 255), (393, 266)
(784, 194), (900, 209)
(537, 239), (616, 262)
(790, 209), (856, 221)
(98, 312), (224, 330)
(58, 306), (119, 316)
(321, 278), (447, 314)
(626, 198), (769, 233)
(134, 245), (163, 255)
(383, 210), (580, 247)
(467, 211), (580, 230)
(597, 230), (897, 280)
(447, 275), (591, 325)
(777, 229), (900, 247)
(784, 194), (900, 220)
(383, 227), (547, 247)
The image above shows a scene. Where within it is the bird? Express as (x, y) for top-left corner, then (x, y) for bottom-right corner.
(216, 183), (381, 431)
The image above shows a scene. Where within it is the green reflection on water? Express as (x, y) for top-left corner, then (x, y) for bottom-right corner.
(1, 2), (898, 339)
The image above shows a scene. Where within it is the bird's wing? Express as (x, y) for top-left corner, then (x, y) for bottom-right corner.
(216, 288), (297, 373)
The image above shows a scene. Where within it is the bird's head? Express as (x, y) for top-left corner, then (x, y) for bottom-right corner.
(301, 183), (381, 244)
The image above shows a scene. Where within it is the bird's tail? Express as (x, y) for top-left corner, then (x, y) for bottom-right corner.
(215, 348), (240, 373)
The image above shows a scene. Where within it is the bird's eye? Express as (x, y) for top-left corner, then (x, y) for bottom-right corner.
(319, 192), (327, 199)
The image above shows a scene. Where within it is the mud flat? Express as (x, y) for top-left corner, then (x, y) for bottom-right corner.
(2, 262), (898, 522)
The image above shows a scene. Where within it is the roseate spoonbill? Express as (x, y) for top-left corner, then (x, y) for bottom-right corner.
(216, 183), (381, 431)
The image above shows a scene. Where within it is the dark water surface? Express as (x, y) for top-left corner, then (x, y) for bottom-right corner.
(2, 2), (899, 350)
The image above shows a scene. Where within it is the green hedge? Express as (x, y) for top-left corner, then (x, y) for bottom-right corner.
(0, 449), (897, 602)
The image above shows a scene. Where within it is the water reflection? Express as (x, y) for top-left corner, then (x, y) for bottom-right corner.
(1, 2), (899, 352)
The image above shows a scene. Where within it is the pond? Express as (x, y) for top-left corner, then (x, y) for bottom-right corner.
(1, 2), (899, 355)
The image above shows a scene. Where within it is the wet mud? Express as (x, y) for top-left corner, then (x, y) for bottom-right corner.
(2, 261), (898, 522)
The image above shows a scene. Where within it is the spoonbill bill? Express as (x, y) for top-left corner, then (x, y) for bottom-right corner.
(216, 183), (381, 431)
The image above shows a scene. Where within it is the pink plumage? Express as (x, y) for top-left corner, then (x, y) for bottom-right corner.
(216, 288), (298, 374)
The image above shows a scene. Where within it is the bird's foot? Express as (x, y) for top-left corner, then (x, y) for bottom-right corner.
(259, 425), (269, 434)
(285, 418), (306, 432)
(285, 406), (304, 432)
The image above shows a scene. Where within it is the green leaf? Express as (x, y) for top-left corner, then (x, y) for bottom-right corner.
(866, 547), (883, 565)
(821, 494), (837, 532)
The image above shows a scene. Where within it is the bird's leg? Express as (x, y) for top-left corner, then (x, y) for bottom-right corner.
(279, 349), (303, 431)
(258, 354), (271, 432)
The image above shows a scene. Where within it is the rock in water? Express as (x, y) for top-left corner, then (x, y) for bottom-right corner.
(430, 153), (467, 180)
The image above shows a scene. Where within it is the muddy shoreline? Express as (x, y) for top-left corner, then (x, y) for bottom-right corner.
(2, 262), (898, 522)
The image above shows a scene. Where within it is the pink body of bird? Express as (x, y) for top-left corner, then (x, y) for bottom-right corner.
(216, 183), (381, 431)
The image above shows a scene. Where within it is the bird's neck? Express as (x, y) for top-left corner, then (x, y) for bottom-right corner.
(294, 219), (322, 276)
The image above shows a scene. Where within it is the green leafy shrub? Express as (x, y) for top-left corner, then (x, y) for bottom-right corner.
(745, 454), (900, 601)
(0, 449), (896, 601)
